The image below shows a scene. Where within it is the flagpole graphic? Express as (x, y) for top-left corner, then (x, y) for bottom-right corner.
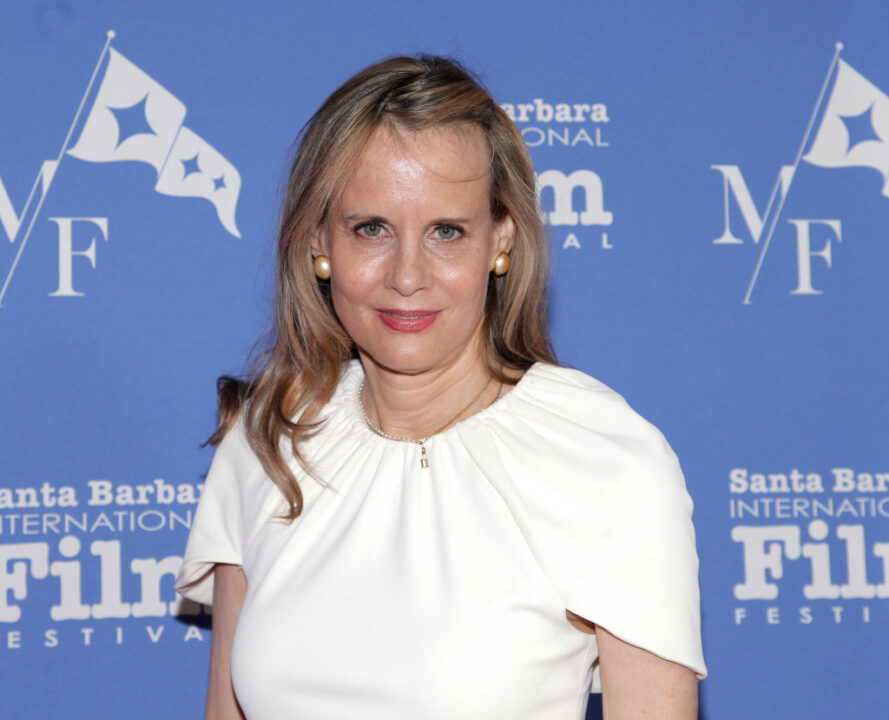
(802, 59), (889, 193)
(0, 30), (116, 307)
(743, 42), (845, 305)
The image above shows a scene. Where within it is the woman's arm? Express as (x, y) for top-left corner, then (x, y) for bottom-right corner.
(567, 610), (699, 719)
(206, 563), (247, 720)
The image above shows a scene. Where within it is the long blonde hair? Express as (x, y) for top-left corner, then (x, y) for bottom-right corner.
(213, 55), (555, 520)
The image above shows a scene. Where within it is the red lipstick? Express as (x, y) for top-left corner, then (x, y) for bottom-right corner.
(377, 309), (439, 333)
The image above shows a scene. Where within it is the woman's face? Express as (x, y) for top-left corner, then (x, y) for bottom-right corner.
(317, 123), (513, 377)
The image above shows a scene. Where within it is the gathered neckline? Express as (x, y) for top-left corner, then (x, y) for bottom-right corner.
(339, 359), (547, 445)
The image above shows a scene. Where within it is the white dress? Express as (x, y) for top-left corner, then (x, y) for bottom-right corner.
(176, 360), (707, 719)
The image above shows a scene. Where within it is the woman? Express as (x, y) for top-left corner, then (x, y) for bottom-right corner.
(176, 55), (706, 719)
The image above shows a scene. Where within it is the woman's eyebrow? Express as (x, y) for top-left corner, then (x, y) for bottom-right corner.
(340, 213), (388, 223)
(429, 217), (472, 225)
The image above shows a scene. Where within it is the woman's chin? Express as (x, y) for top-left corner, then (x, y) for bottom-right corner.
(355, 342), (465, 378)
(358, 351), (440, 377)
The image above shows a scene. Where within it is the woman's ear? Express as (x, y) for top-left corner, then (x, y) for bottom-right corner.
(310, 229), (329, 258)
(493, 215), (516, 256)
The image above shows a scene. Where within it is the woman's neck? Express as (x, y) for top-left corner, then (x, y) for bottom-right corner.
(358, 346), (501, 440)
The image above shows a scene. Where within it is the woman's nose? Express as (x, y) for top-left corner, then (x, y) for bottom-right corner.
(387, 239), (429, 296)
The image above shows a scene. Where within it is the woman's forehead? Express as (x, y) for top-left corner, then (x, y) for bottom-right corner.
(333, 123), (492, 215)
(358, 123), (490, 185)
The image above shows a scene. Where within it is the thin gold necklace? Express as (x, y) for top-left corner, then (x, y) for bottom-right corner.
(358, 376), (502, 469)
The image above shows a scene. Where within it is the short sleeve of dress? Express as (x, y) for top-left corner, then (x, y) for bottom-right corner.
(457, 364), (707, 684)
(175, 420), (254, 606)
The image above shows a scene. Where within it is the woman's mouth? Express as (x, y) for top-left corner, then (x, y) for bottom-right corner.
(376, 309), (440, 333)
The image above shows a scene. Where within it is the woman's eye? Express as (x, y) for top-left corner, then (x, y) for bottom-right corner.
(360, 223), (383, 237)
(434, 225), (461, 240)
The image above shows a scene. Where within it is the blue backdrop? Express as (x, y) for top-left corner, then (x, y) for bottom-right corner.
(2, 1), (887, 718)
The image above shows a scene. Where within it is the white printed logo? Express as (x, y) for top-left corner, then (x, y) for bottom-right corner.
(502, 99), (614, 251)
(500, 99), (610, 148)
(0, 31), (241, 306)
(713, 44), (888, 303)
(727, 466), (889, 627)
(1, 477), (207, 650)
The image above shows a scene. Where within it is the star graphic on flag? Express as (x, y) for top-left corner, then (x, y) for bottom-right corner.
(840, 103), (881, 153)
(181, 153), (202, 178)
(212, 174), (227, 191)
(108, 94), (156, 149)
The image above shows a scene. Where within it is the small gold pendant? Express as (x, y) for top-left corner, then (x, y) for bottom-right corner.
(419, 443), (430, 469)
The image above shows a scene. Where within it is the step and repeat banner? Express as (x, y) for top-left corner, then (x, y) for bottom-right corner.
(2, 1), (886, 718)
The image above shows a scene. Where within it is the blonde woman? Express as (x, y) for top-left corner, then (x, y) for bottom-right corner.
(176, 55), (706, 720)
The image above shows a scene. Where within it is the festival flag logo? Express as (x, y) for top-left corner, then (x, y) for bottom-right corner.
(802, 59), (889, 197)
(67, 47), (241, 237)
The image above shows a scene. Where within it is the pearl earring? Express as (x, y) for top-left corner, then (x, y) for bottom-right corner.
(492, 252), (511, 276)
(313, 255), (331, 280)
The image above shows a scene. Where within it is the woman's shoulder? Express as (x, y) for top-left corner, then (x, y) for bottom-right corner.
(213, 412), (263, 464)
(458, 360), (691, 523)
(512, 361), (646, 408)
(516, 362), (632, 408)
(497, 362), (676, 462)
(200, 415), (274, 506)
